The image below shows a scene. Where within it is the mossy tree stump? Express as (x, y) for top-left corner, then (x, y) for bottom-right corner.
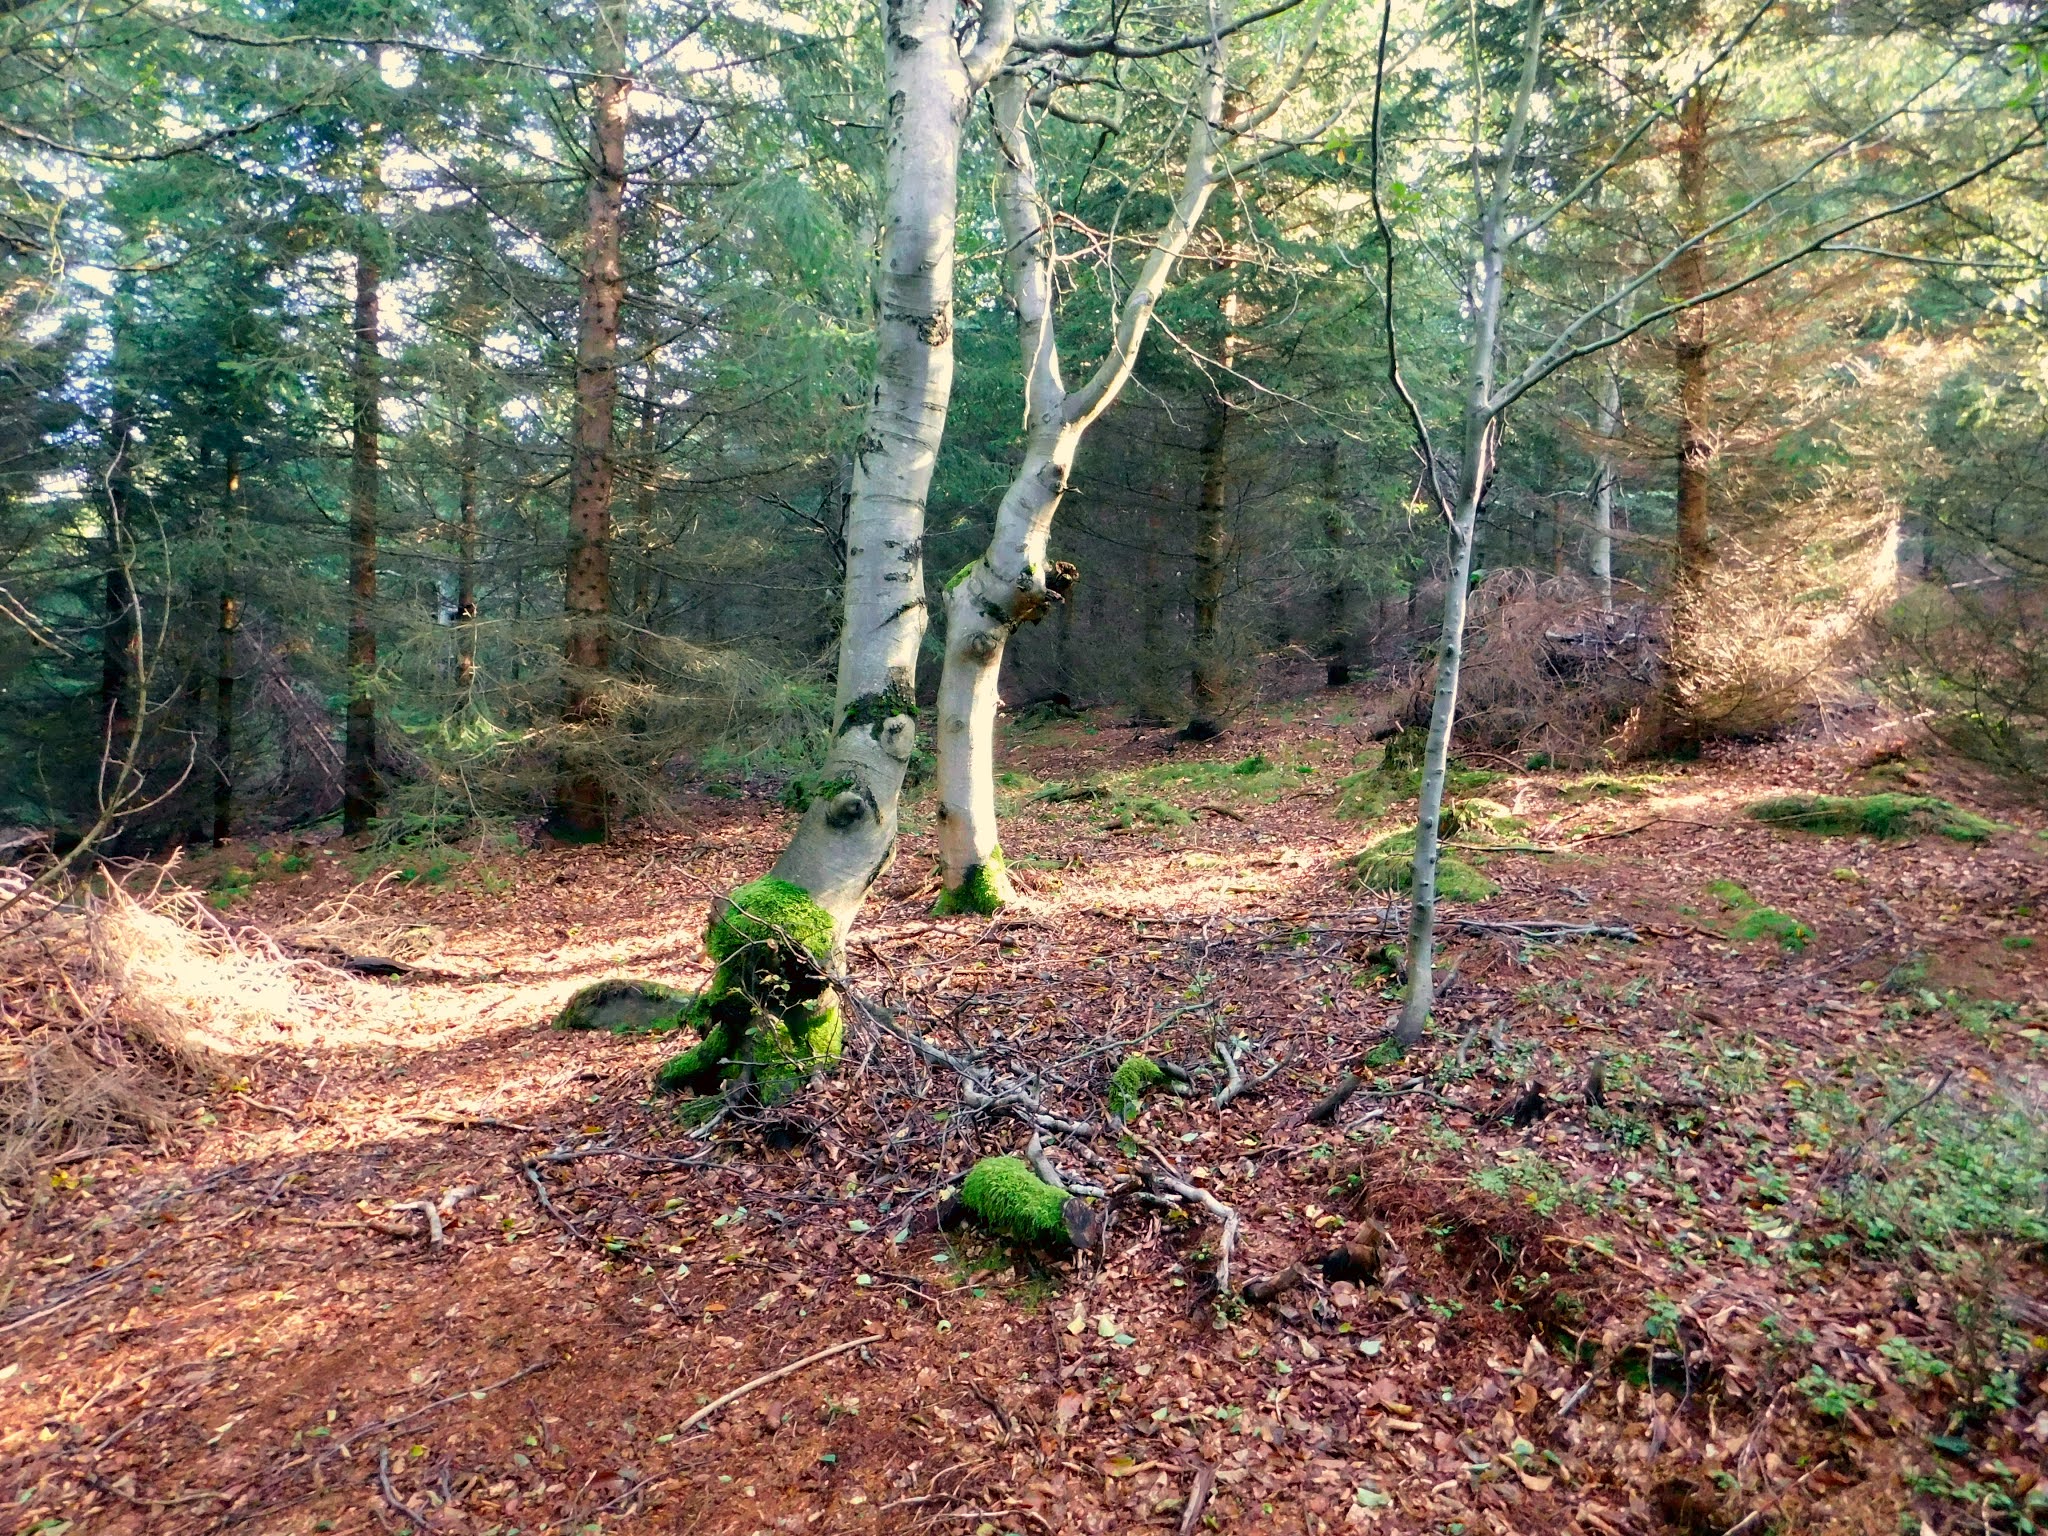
(561, 877), (845, 1106)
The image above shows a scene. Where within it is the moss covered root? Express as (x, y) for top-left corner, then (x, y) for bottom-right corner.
(1745, 792), (1999, 843)
(553, 979), (694, 1034)
(956, 1156), (1093, 1248)
(933, 846), (1011, 916)
(1108, 1054), (1168, 1121)
(653, 876), (845, 1104)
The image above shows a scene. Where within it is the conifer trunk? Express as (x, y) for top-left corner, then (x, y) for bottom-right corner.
(343, 176), (382, 837)
(555, 0), (632, 837)
(1186, 286), (1239, 740)
(1661, 86), (1714, 748)
(455, 332), (481, 701)
(100, 407), (139, 755)
(213, 444), (239, 843)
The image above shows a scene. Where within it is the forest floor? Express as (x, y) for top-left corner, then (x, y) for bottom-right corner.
(4, 692), (2047, 1536)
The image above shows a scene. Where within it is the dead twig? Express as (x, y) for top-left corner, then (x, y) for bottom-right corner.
(675, 1332), (884, 1434)
(1180, 1466), (1216, 1536)
(377, 1446), (435, 1530)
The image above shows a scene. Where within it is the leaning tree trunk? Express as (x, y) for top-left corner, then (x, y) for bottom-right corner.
(343, 173), (382, 837)
(934, 53), (1228, 912)
(571, 0), (1019, 1102)
(213, 443), (240, 843)
(1591, 360), (1620, 616)
(1395, 0), (1544, 1048)
(1185, 285), (1239, 741)
(554, 0), (631, 838)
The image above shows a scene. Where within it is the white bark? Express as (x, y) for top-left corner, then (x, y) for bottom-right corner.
(767, 0), (1013, 937)
(1591, 359), (1620, 615)
(1396, 0), (1543, 1046)
(934, 45), (1230, 910)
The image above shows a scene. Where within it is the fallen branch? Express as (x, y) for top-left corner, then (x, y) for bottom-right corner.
(377, 1446), (434, 1530)
(1152, 1174), (1239, 1296)
(1214, 1042), (1290, 1109)
(676, 1332), (885, 1436)
(1301, 1073), (1359, 1125)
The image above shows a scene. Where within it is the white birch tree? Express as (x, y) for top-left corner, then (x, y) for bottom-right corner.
(932, 3), (1345, 912)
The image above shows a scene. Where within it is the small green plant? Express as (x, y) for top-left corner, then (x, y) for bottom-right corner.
(1794, 1366), (1876, 1420)
(1745, 792), (2000, 843)
(1879, 1337), (1950, 1388)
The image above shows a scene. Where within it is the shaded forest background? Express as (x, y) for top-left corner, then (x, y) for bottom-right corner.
(3, 0), (2046, 853)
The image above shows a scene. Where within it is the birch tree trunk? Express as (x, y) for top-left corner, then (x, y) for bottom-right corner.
(933, 53), (1228, 911)
(1395, 0), (1543, 1047)
(342, 168), (382, 837)
(1591, 360), (1620, 615)
(555, 0), (631, 837)
(761, 0), (1016, 935)
(213, 444), (239, 844)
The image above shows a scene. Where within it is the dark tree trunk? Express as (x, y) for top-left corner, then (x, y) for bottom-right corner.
(213, 444), (240, 844)
(455, 330), (481, 701)
(626, 365), (658, 679)
(344, 189), (383, 836)
(1661, 87), (1715, 751)
(554, 0), (631, 838)
(101, 408), (140, 754)
(1186, 285), (1239, 741)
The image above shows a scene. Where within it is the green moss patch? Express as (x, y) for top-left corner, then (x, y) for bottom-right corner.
(1707, 880), (1813, 952)
(1745, 793), (1999, 843)
(553, 978), (695, 1034)
(957, 1156), (1088, 1247)
(652, 877), (844, 1105)
(1334, 732), (1505, 823)
(1107, 1054), (1168, 1121)
(933, 845), (1009, 915)
(1345, 827), (1497, 903)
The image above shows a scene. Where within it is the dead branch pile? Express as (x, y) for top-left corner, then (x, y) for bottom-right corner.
(1, 871), (336, 1187)
(1403, 569), (1656, 766)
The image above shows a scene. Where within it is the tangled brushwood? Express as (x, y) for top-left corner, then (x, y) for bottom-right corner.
(1404, 570), (1657, 767)
(0, 869), (334, 1188)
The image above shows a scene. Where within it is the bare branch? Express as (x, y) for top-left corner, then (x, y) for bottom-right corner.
(1014, 0), (1308, 61)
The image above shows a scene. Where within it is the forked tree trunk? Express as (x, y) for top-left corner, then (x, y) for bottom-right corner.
(766, 0), (1015, 935)
(213, 444), (240, 843)
(1591, 360), (1620, 615)
(935, 52), (1229, 910)
(455, 331), (481, 701)
(343, 177), (382, 837)
(1186, 285), (1239, 740)
(554, 0), (632, 837)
